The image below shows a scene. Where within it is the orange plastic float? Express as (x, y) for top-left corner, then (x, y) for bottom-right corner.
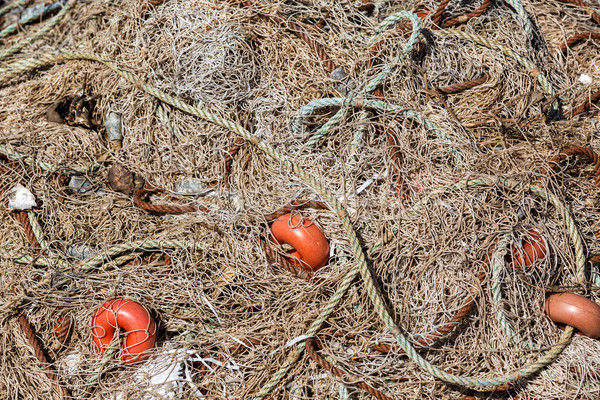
(545, 293), (600, 339)
(271, 213), (330, 272)
(91, 299), (157, 363)
(509, 229), (548, 272)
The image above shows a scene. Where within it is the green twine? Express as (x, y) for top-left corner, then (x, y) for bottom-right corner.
(0, 0), (77, 62)
(0, 49), (580, 393)
(0, 144), (101, 175)
(0, 0), (66, 39)
(303, 11), (421, 149)
(0, 0), (31, 18)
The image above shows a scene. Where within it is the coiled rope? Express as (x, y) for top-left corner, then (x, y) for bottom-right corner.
(0, 49), (584, 395)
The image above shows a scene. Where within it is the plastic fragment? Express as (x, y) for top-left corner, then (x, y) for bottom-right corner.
(7, 185), (36, 210)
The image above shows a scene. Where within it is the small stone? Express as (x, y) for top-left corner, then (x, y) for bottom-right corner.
(331, 67), (355, 96)
(108, 164), (135, 194)
(105, 111), (123, 142)
(68, 176), (95, 194)
(67, 244), (97, 260)
(175, 178), (212, 196)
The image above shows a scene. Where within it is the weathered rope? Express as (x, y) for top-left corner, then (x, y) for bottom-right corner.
(356, 177), (581, 389)
(0, 0), (77, 62)
(437, 74), (489, 95)
(0, 0), (31, 18)
(440, 0), (492, 28)
(293, 97), (460, 162)
(0, 49), (580, 393)
(501, 0), (535, 43)
(573, 87), (600, 117)
(18, 314), (72, 399)
(0, 0), (66, 39)
(81, 337), (119, 399)
(545, 146), (600, 187)
(0, 144), (101, 175)
(560, 31), (600, 53)
(303, 11), (421, 150)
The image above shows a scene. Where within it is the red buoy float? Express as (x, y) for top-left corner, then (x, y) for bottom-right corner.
(545, 293), (600, 339)
(509, 229), (548, 272)
(271, 213), (330, 272)
(91, 299), (157, 363)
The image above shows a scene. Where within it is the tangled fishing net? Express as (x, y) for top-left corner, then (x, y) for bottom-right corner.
(2, 0), (600, 399)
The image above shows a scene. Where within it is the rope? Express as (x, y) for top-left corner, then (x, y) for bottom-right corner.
(293, 97), (460, 163)
(501, 0), (536, 43)
(572, 87), (600, 117)
(0, 0), (31, 18)
(368, 268), (486, 354)
(560, 31), (600, 53)
(0, 49), (582, 393)
(546, 146), (600, 187)
(303, 11), (421, 149)
(437, 74), (489, 95)
(305, 338), (393, 400)
(441, 0), (492, 28)
(81, 337), (119, 399)
(433, 29), (560, 117)
(0, 0), (77, 62)
(0, 144), (101, 175)
(0, 0), (66, 39)
(18, 314), (72, 399)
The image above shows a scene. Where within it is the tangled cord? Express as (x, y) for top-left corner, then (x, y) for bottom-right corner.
(231, 0), (336, 73)
(305, 337), (393, 400)
(0, 45), (590, 398)
(546, 146), (600, 187)
(560, 0), (600, 27)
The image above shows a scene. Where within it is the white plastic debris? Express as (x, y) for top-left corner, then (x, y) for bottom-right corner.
(7, 184), (36, 210)
(579, 74), (592, 85)
(116, 345), (204, 400)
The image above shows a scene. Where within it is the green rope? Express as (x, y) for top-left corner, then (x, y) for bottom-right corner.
(81, 336), (120, 399)
(488, 181), (585, 348)
(303, 11), (421, 149)
(293, 97), (461, 163)
(0, 0), (31, 18)
(502, 0), (535, 43)
(0, 144), (101, 175)
(0, 0), (65, 39)
(433, 28), (559, 115)
(0, 49), (578, 392)
(0, 0), (77, 62)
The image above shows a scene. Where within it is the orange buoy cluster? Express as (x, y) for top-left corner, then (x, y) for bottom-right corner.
(91, 298), (157, 363)
(271, 213), (330, 273)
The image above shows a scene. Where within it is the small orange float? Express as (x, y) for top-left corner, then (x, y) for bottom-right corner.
(271, 213), (330, 272)
(545, 293), (600, 339)
(509, 229), (548, 272)
(91, 299), (157, 363)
